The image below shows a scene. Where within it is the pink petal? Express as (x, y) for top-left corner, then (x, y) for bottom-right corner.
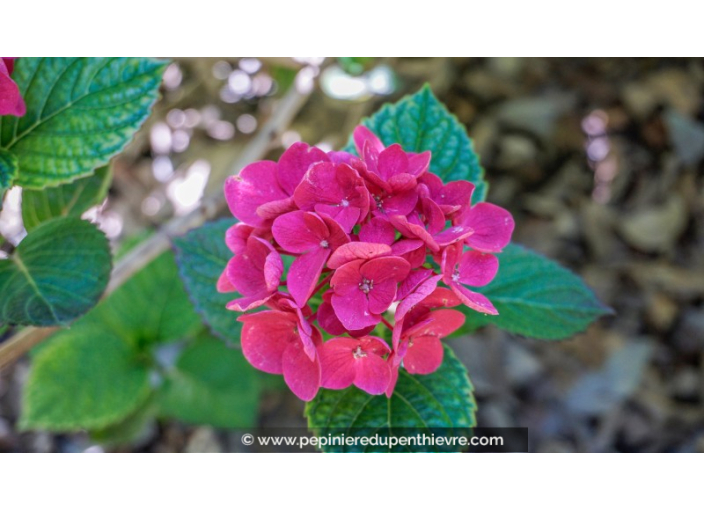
(385, 363), (400, 398)
(256, 196), (297, 220)
(331, 290), (379, 331)
(360, 256), (411, 284)
(282, 340), (321, 401)
(327, 242), (391, 269)
(239, 311), (297, 373)
(277, 142), (329, 196)
(367, 279), (398, 315)
(293, 162), (344, 210)
(404, 309), (466, 339)
(403, 336), (444, 375)
(225, 223), (254, 255)
(319, 214), (350, 250)
(458, 250), (499, 287)
(354, 353), (391, 395)
(272, 211), (328, 253)
(0, 58), (26, 117)
(420, 287), (462, 309)
(389, 215), (439, 252)
(353, 125), (385, 155)
(227, 237), (277, 297)
(318, 337), (360, 390)
(422, 197), (446, 235)
(317, 293), (348, 336)
(217, 267), (236, 293)
(377, 144), (409, 181)
(226, 294), (273, 312)
(407, 151), (431, 177)
(288, 248), (329, 308)
(316, 204), (360, 233)
(395, 274), (442, 321)
(450, 283), (498, 315)
(434, 224), (474, 247)
(460, 203), (515, 253)
(397, 268), (434, 301)
(359, 217), (396, 245)
(224, 161), (286, 227)
(379, 188), (418, 217)
(330, 259), (365, 295)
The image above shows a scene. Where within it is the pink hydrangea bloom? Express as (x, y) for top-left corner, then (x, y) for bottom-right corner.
(220, 121), (515, 400)
(0, 58), (26, 117)
(319, 335), (391, 395)
(330, 254), (410, 331)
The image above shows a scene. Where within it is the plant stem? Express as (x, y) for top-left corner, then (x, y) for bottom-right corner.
(312, 273), (333, 296)
(381, 317), (395, 331)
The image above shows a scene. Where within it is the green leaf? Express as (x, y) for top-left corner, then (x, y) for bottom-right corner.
(343, 84), (488, 203)
(84, 250), (202, 348)
(159, 336), (260, 428)
(305, 344), (476, 452)
(22, 165), (112, 231)
(0, 218), (111, 326)
(90, 394), (158, 447)
(461, 243), (612, 340)
(20, 326), (152, 431)
(173, 219), (241, 344)
(19, 250), (203, 432)
(0, 147), (18, 209)
(0, 57), (166, 189)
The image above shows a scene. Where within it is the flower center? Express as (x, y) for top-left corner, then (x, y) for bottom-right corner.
(352, 345), (367, 359)
(359, 278), (374, 294)
(373, 195), (385, 213)
(340, 199), (350, 207)
(320, 240), (329, 248)
(451, 269), (461, 283)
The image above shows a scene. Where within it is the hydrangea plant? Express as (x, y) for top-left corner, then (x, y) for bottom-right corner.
(219, 125), (514, 401)
(2, 61), (609, 452)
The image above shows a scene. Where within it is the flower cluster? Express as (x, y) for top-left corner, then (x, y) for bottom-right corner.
(0, 58), (26, 117)
(220, 126), (514, 400)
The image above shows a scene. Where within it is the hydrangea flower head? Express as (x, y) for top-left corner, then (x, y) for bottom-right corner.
(219, 123), (514, 401)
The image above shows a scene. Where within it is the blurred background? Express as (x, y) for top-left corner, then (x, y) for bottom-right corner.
(1, 57), (703, 452)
